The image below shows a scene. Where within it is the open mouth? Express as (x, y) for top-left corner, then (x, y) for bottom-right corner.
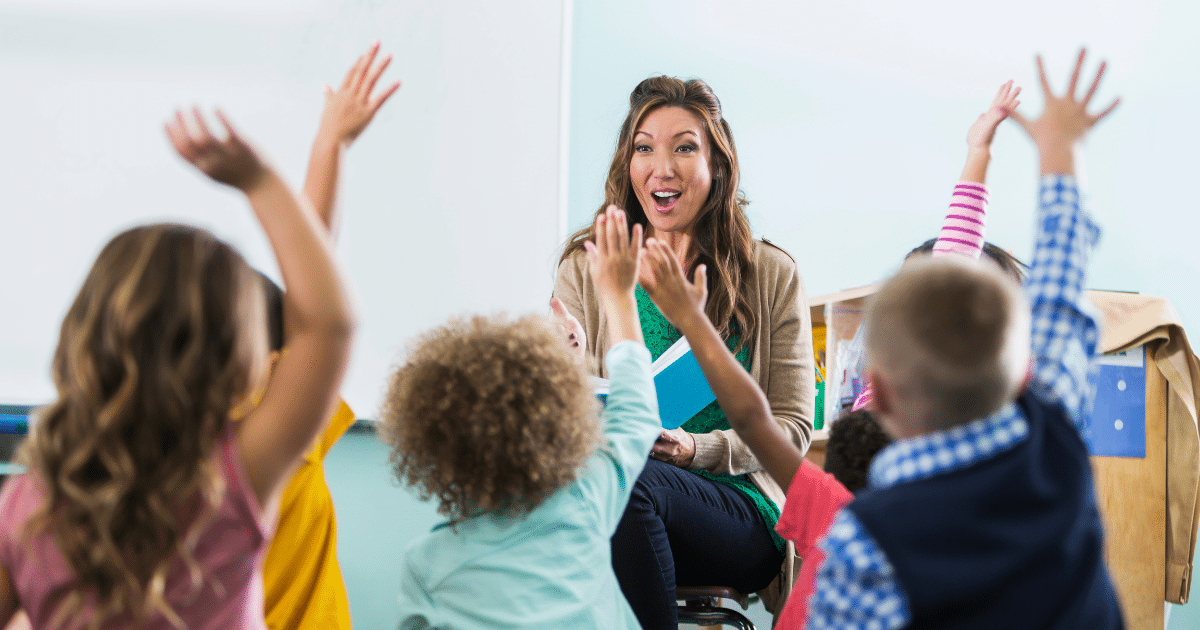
(652, 190), (680, 212)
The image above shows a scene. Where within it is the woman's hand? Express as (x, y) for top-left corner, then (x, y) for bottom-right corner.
(1010, 49), (1120, 174)
(318, 41), (401, 147)
(166, 108), (268, 192)
(640, 238), (708, 333)
(550, 297), (586, 360)
(652, 427), (696, 468)
(967, 80), (1021, 152)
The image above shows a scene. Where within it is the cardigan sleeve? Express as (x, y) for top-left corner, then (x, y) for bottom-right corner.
(690, 244), (816, 474)
(553, 253), (606, 378)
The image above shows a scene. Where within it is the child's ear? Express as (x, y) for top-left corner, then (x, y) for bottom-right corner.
(1019, 359), (1035, 392)
(865, 366), (891, 417)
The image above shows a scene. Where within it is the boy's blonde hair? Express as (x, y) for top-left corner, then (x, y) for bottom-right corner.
(866, 256), (1030, 430)
(380, 314), (601, 521)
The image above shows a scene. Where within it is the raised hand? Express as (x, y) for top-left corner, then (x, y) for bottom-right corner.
(550, 297), (586, 360)
(584, 205), (644, 344)
(319, 41), (401, 146)
(1011, 49), (1120, 174)
(166, 108), (268, 192)
(584, 205), (644, 301)
(639, 238), (708, 332)
(967, 80), (1021, 151)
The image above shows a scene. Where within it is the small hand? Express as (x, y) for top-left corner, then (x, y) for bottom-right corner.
(165, 108), (268, 192)
(583, 205), (644, 301)
(651, 427), (696, 468)
(967, 80), (1021, 151)
(1010, 49), (1120, 154)
(550, 297), (586, 360)
(319, 41), (402, 146)
(639, 238), (708, 331)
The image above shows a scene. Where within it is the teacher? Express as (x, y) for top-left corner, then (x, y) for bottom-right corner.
(552, 76), (815, 628)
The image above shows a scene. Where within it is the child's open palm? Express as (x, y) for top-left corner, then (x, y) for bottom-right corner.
(640, 238), (707, 331)
(967, 80), (1021, 151)
(584, 205), (643, 301)
(166, 108), (267, 191)
(321, 41), (401, 145)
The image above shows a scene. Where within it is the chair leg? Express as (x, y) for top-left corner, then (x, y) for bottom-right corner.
(677, 604), (756, 630)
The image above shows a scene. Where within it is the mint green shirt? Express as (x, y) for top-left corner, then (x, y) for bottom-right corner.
(397, 342), (660, 630)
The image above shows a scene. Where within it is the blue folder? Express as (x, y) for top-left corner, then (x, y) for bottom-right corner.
(592, 338), (717, 430)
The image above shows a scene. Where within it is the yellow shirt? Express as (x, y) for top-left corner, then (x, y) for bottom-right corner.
(261, 399), (356, 630)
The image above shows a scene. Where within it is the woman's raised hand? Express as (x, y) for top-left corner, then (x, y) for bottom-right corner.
(1010, 49), (1120, 174)
(584, 205), (644, 301)
(319, 41), (402, 146)
(166, 108), (268, 192)
(640, 238), (708, 333)
(967, 80), (1021, 152)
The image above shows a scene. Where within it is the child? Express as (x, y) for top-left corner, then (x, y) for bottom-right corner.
(381, 206), (660, 629)
(806, 50), (1124, 628)
(849, 80), (1023, 413)
(822, 409), (891, 494)
(0, 110), (355, 629)
(257, 41), (398, 630)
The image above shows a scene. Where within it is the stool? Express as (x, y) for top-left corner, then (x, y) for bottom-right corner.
(676, 586), (757, 630)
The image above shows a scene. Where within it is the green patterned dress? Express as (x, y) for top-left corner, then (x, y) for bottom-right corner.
(635, 285), (786, 552)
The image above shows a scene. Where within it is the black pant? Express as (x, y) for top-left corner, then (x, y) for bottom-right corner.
(612, 459), (784, 629)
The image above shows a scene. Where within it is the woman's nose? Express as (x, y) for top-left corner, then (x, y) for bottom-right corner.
(652, 152), (676, 178)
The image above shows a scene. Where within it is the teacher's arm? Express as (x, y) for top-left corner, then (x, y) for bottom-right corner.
(553, 253), (605, 378)
(689, 250), (815, 476)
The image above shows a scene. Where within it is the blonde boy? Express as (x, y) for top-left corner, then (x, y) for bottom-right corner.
(807, 51), (1126, 629)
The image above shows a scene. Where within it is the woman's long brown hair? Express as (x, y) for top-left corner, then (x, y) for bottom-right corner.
(17, 223), (263, 629)
(560, 76), (757, 351)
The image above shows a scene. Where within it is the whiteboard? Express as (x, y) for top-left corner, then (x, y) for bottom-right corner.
(0, 0), (569, 416)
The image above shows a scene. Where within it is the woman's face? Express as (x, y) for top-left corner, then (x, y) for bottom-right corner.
(629, 106), (713, 235)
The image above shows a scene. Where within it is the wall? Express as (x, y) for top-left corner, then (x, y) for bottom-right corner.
(567, 0), (1200, 334)
(0, 0), (568, 416)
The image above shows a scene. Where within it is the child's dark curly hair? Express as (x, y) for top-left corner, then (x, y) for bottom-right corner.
(379, 314), (601, 521)
(824, 409), (893, 493)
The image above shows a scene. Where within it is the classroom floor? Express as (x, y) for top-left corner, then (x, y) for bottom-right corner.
(322, 432), (1198, 629)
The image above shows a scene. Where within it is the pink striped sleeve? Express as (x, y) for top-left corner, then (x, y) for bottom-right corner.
(931, 181), (987, 259)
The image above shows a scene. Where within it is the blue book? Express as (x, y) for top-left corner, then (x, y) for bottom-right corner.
(592, 338), (717, 430)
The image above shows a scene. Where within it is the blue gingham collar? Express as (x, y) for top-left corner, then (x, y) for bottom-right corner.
(868, 403), (1029, 490)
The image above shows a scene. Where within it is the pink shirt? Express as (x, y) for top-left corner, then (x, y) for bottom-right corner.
(0, 432), (271, 630)
(851, 180), (989, 412)
(773, 460), (853, 628)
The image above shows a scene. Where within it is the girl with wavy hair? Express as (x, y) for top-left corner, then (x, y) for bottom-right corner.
(553, 76), (816, 628)
(0, 109), (355, 630)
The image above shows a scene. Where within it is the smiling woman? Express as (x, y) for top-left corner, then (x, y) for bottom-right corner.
(553, 76), (816, 629)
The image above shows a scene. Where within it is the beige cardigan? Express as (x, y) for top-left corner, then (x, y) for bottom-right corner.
(553, 238), (816, 614)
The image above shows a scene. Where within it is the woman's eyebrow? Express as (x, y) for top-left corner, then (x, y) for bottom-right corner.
(634, 130), (700, 139)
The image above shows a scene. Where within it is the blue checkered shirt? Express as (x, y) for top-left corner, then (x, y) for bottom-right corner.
(806, 174), (1101, 629)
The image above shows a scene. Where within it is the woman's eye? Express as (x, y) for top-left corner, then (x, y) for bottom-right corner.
(634, 144), (651, 153)
(677, 144), (697, 153)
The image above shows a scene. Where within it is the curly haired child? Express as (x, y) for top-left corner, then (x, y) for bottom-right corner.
(0, 110), (355, 630)
(382, 206), (660, 629)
